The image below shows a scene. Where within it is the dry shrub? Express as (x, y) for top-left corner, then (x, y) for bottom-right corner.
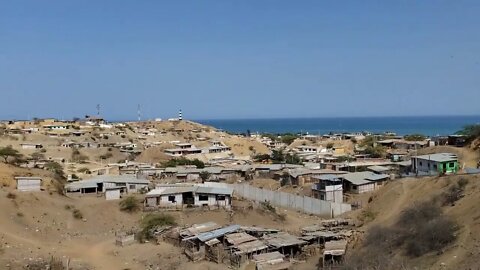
(6, 192), (16, 199)
(438, 178), (468, 206)
(72, 209), (83, 219)
(345, 200), (458, 269)
(119, 196), (140, 213)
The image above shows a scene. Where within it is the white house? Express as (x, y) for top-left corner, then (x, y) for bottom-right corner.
(20, 143), (43, 149)
(311, 175), (343, 203)
(15, 176), (42, 192)
(65, 175), (150, 195)
(145, 185), (233, 210)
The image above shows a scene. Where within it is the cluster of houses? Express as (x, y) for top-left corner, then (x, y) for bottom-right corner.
(153, 218), (353, 268)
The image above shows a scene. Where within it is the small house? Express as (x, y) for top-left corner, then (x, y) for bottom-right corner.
(411, 153), (459, 175)
(20, 143), (43, 149)
(311, 175), (343, 203)
(340, 171), (389, 194)
(15, 176), (42, 192)
(65, 175), (150, 195)
(145, 185), (233, 210)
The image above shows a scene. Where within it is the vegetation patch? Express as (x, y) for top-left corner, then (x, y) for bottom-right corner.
(259, 201), (286, 222)
(138, 213), (177, 242)
(437, 178), (468, 206)
(163, 157), (205, 168)
(119, 196), (141, 213)
(6, 192), (16, 199)
(345, 200), (458, 269)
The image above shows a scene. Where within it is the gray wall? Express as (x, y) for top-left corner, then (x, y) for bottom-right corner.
(203, 182), (351, 217)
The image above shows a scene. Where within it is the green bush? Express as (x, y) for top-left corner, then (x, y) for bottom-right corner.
(163, 158), (205, 168)
(138, 213), (177, 241)
(119, 196), (141, 213)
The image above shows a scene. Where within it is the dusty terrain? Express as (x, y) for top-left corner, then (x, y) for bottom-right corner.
(346, 174), (480, 270)
(0, 166), (322, 269)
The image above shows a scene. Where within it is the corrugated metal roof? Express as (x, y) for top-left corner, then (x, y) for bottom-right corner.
(367, 165), (391, 173)
(14, 176), (42, 180)
(85, 175), (150, 184)
(262, 232), (307, 248)
(146, 185), (233, 197)
(253, 251), (285, 263)
(324, 240), (347, 256)
(341, 171), (388, 185)
(225, 232), (258, 245)
(196, 186), (233, 196)
(413, 153), (458, 163)
(233, 239), (269, 255)
(196, 224), (241, 242)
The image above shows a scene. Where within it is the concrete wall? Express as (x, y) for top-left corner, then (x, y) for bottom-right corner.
(105, 189), (120, 200)
(203, 182), (351, 217)
(194, 194), (230, 208)
(160, 194), (183, 207)
(16, 179), (41, 192)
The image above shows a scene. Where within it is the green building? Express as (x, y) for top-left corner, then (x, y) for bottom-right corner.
(411, 153), (459, 174)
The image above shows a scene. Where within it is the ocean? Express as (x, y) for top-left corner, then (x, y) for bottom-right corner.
(196, 115), (480, 136)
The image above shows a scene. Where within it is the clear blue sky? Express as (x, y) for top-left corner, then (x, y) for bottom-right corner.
(1, 1), (479, 120)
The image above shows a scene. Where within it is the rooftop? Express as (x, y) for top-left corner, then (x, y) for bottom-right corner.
(412, 153), (458, 163)
(341, 171), (389, 185)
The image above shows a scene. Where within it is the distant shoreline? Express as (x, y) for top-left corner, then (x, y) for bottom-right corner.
(194, 115), (480, 136)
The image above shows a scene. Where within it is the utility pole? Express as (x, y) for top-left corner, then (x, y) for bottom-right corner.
(96, 104), (101, 116)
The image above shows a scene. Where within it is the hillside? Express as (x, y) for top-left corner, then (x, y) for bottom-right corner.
(346, 174), (480, 269)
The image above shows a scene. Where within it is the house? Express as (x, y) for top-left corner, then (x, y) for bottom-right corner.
(145, 184), (233, 210)
(15, 176), (42, 192)
(296, 145), (321, 153)
(65, 175), (150, 195)
(20, 143), (43, 149)
(311, 175), (343, 203)
(411, 153), (459, 175)
(43, 124), (70, 130)
(340, 171), (389, 194)
(386, 150), (408, 162)
(164, 143), (202, 156)
(448, 135), (467, 147)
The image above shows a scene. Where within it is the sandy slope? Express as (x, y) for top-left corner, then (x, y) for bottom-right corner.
(348, 174), (480, 269)
(0, 186), (321, 269)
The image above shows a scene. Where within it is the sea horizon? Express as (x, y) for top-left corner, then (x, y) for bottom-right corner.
(194, 115), (480, 136)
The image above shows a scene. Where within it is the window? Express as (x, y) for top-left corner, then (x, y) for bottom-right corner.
(433, 164), (437, 169)
(217, 195), (226, 201)
(129, 185), (135, 190)
(199, 195), (209, 201)
(419, 161), (423, 166)
(168, 195), (176, 202)
(449, 162), (454, 168)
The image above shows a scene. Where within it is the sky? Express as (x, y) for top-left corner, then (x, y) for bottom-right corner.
(1, 1), (479, 120)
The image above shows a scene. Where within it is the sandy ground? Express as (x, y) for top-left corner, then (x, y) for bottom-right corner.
(0, 186), (322, 270)
(345, 174), (480, 270)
